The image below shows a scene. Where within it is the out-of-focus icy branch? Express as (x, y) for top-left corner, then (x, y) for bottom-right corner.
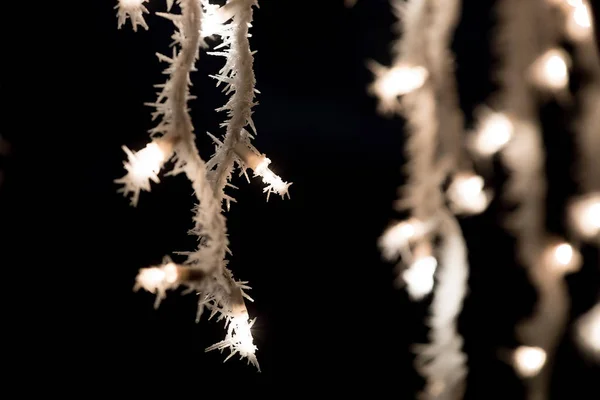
(414, 211), (468, 400)
(372, 1), (470, 398)
(495, 2), (555, 399)
(370, 0), (599, 396)
(565, 0), (600, 245)
(493, 1), (591, 398)
(561, 0), (600, 370)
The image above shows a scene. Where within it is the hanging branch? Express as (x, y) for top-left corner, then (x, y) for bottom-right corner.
(494, 2), (561, 399)
(372, 1), (473, 398)
(492, 0), (600, 398)
(113, 0), (291, 370)
(204, 0), (291, 205)
(563, 0), (600, 244)
(559, 0), (600, 366)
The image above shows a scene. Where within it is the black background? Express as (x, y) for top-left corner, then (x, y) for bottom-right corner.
(1, 0), (598, 398)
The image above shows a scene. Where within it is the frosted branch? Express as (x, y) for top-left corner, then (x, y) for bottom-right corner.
(113, 0), (279, 369)
(134, 257), (259, 370)
(207, 0), (260, 199)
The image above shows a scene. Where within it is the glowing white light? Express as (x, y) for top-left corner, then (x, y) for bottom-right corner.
(565, 1), (592, 41)
(116, 141), (172, 206)
(545, 241), (581, 274)
(137, 267), (166, 290)
(201, 18), (223, 37)
(372, 64), (428, 104)
(554, 243), (573, 265)
(163, 262), (179, 284)
(569, 193), (600, 239)
(575, 304), (600, 359)
(200, 0), (240, 37)
(120, 0), (145, 7)
(589, 203), (600, 227)
(230, 314), (258, 357)
(129, 142), (167, 182)
(531, 49), (570, 90)
(135, 262), (180, 293)
(116, 0), (149, 31)
(573, 3), (591, 27)
(513, 346), (547, 378)
(471, 112), (513, 156)
(379, 219), (425, 261)
(395, 222), (416, 238)
(206, 312), (259, 370)
(447, 173), (491, 215)
(254, 158), (292, 200)
(403, 255), (437, 300)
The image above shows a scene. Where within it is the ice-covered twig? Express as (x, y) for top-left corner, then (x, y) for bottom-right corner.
(114, 0), (269, 369)
(207, 0), (260, 199)
(134, 257), (259, 370)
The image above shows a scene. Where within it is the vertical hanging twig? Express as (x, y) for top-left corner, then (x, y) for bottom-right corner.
(114, 0), (291, 370)
(372, 1), (471, 398)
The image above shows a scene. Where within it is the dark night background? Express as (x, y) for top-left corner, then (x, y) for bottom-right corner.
(1, 0), (599, 398)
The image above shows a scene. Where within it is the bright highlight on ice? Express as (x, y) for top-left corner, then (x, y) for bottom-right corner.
(200, 1), (237, 37)
(544, 241), (581, 274)
(206, 312), (259, 370)
(133, 262), (181, 307)
(569, 193), (600, 239)
(531, 48), (570, 90)
(549, 0), (594, 40)
(115, 142), (170, 206)
(379, 219), (425, 261)
(575, 304), (600, 359)
(136, 262), (179, 291)
(402, 255), (438, 301)
(554, 243), (573, 266)
(254, 158), (292, 200)
(446, 173), (491, 215)
(471, 112), (513, 156)
(230, 314), (258, 357)
(572, 2), (591, 27)
(369, 63), (428, 112)
(116, 0), (149, 31)
(129, 143), (167, 181)
(121, 0), (145, 6)
(513, 346), (547, 378)
(378, 65), (428, 97)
